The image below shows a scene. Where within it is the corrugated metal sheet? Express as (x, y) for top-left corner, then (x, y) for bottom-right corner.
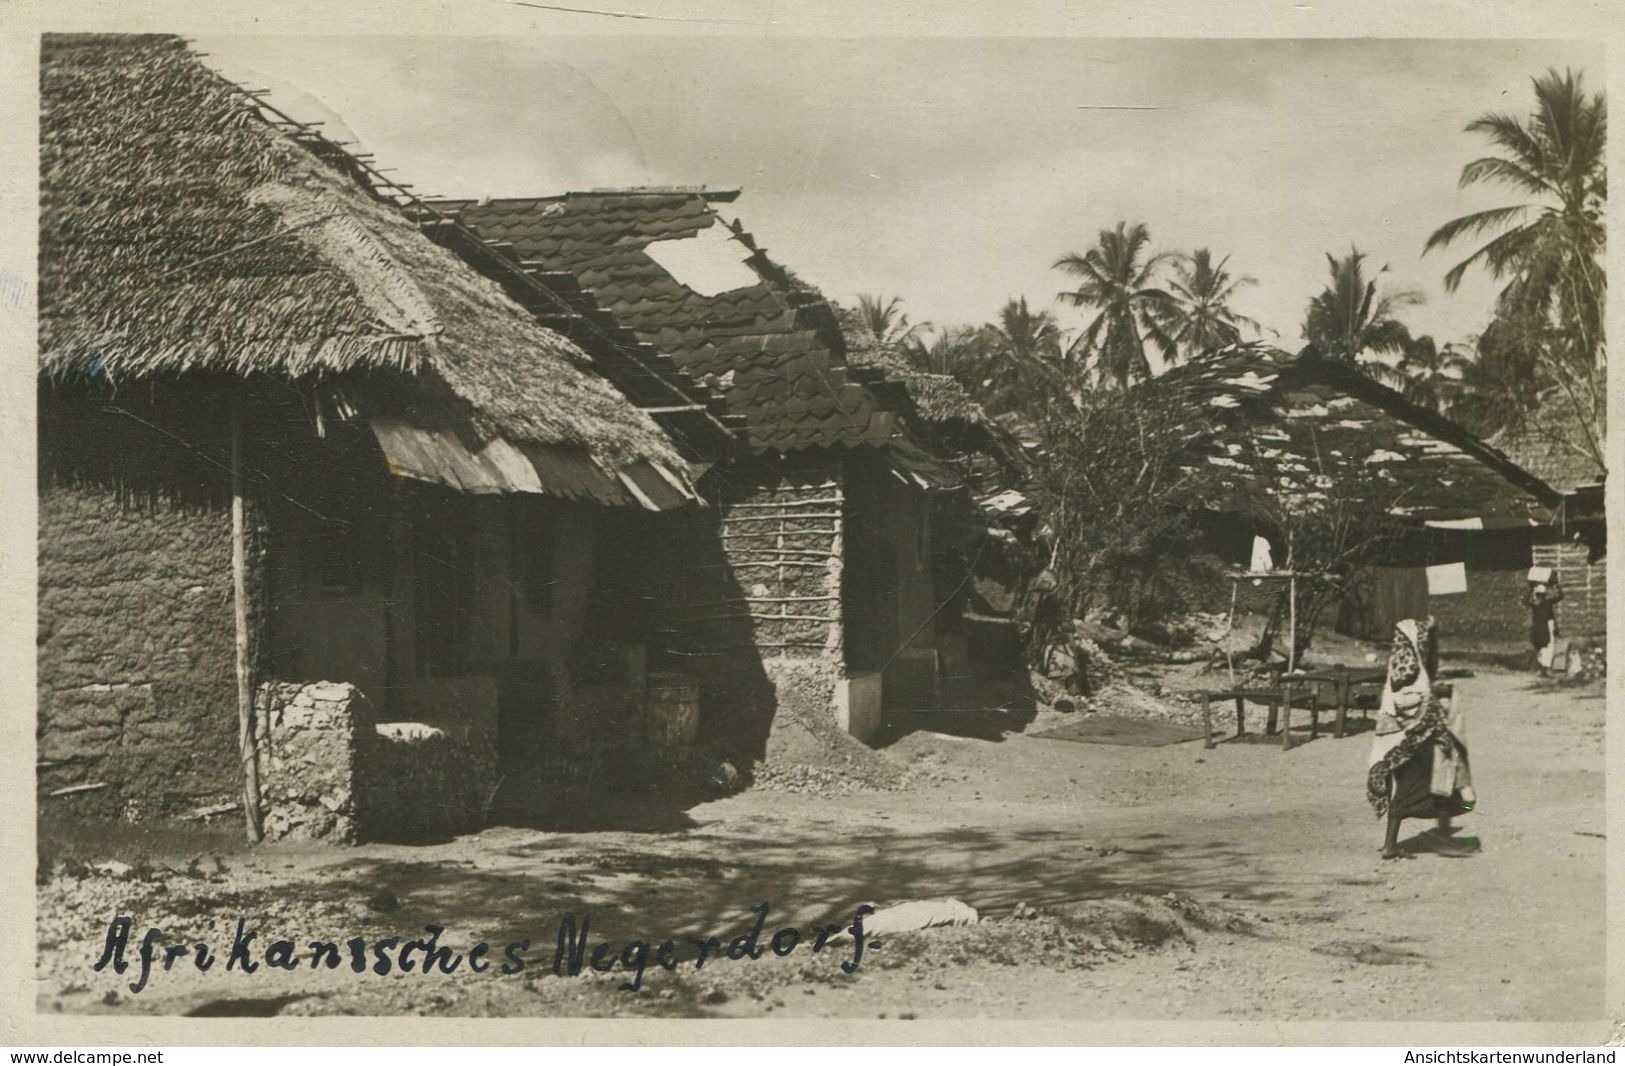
(368, 418), (696, 510)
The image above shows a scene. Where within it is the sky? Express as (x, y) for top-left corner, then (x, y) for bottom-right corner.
(195, 34), (1602, 351)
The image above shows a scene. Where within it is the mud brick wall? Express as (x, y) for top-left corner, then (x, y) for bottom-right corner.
(713, 461), (845, 755)
(1428, 566), (1529, 645)
(1402, 532), (1602, 645)
(719, 467), (844, 657)
(255, 681), (368, 843)
(592, 456), (846, 763)
(37, 478), (257, 820)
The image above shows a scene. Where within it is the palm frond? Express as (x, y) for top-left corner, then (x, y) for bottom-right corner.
(1424, 204), (1532, 256)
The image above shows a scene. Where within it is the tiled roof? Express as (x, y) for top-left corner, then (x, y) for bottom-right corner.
(432, 191), (900, 454)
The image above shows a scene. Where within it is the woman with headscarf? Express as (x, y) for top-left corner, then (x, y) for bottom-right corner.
(1366, 617), (1476, 859)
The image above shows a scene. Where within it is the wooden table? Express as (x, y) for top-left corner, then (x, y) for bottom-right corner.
(1198, 683), (1320, 751)
(1282, 666), (1387, 738)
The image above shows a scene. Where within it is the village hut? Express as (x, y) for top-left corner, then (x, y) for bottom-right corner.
(429, 189), (1015, 756)
(838, 326), (1038, 699)
(37, 34), (728, 843)
(1156, 344), (1569, 647)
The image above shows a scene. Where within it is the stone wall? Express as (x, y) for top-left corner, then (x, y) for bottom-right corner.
(255, 677), (499, 844)
(254, 680), (367, 842)
(38, 477), (257, 821)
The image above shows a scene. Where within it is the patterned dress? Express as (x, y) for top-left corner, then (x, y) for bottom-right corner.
(1366, 618), (1475, 820)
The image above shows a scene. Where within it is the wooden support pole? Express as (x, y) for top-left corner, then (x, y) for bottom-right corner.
(1288, 573), (1298, 673)
(232, 393), (263, 844)
(1286, 530), (1297, 675)
(1225, 579), (1238, 688)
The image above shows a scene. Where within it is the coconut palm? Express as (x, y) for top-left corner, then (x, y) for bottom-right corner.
(1424, 68), (1606, 367)
(1301, 248), (1420, 363)
(1054, 221), (1180, 388)
(905, 325), (987, 377)
(976, 297), (1071, 415)
(1363, 334), (1472, 413)
(1155, 248), (1262, 361)
(854, 293), (923, 351)
(1444, 327), (1543, 438)
(995, 296), (1065, 363)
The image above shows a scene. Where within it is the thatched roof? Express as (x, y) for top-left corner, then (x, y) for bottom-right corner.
(39, 33), (684, 476)
(842, 343), (984, 424)
(841, 342), (1031, 489)
(1158, 344), (1563, 529)
(1488, 406), (1606, 495)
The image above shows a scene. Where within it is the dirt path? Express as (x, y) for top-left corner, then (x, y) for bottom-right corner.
(36, 670), (1604, 1021)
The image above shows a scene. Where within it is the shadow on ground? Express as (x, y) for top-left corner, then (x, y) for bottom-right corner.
(276, 814), (1302, 957)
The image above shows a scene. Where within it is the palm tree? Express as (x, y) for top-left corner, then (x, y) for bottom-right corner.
(1446, 326), (1543, 438)
(1425, 67), (1607, 473)
(1301, 248), (1420, 363)
(1363, 334), (1472, 413)
(905, 325), (987, 377)
(855, 293), (922, 351)
(979, 298), (1070, 416)
(1155, 248), (1262, 361)
(1055, 221), (1180, 388)
(994, 296), (1065, 363)
(1424, 68), (1606, 368)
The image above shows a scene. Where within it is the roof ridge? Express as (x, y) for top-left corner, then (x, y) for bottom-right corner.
(574, 186), (741, 201)
(429, 187), (742, 207)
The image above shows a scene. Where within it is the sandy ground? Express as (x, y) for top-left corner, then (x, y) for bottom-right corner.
(36, 668), (1604, 1021)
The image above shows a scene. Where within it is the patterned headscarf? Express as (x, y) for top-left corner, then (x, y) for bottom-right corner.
(1386, 617), (1437, 694)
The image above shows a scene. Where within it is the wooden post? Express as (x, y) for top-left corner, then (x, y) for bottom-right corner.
(232, 392), (263, 844)
(1284, 530), (1297, 675)
(1287, 573), (1298, 673)
(1225, 579), (1238, 688)
(1280, 682), (1293, 751)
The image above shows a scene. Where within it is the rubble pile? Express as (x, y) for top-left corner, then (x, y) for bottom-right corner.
(750, 701), (915, 797)
(750, 754), (913, 797)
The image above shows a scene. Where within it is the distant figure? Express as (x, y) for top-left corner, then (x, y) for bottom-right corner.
(1367, 617), (1476, 860)
(1522, 580), (1564, 676)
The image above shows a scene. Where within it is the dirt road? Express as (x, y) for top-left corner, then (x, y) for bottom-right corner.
(36, 669), (1605, 1021)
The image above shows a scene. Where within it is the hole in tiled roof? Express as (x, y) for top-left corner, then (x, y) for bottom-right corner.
(642, 223), (761, 297)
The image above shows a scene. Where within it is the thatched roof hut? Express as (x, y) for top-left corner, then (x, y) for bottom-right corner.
(1158, 343), (1561, 527)
(40, 33), (695, 504)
